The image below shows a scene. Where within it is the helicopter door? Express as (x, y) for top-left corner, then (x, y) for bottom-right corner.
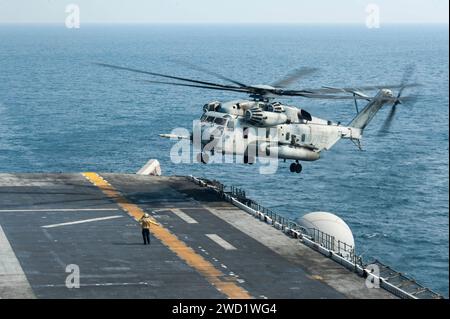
(290, 125), (312, 145)
(299, 126), (312, 145)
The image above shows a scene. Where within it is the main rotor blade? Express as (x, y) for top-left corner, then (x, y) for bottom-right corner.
(96, 63), (243, 90)
(141, 80), (251, 94)
(271, 67), (319, 88)
(172, 60), (249, 88)
(301, 83), (420, 94)
(280, 92), (377, 100)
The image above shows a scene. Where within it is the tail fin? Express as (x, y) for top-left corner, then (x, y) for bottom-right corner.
(349, 89), (394, 130)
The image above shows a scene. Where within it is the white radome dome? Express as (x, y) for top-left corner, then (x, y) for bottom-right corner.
(299, 212), (355, 254)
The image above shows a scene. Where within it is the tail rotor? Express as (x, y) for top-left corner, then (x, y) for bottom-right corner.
(378, 65), (418, 135)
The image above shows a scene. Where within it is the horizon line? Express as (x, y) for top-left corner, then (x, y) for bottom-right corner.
(0, 21), (448, 26)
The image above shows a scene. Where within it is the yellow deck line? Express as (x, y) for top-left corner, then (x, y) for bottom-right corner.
(82, 172), (252, 299)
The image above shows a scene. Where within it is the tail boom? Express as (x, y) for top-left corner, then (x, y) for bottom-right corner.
(349, 89), (394, 130)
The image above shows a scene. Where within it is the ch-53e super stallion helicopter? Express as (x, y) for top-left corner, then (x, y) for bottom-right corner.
(97, 63), (416, 174)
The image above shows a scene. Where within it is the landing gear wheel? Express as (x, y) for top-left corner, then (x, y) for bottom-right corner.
(290, 162), (303, 174)
(290, 163), (297, 173)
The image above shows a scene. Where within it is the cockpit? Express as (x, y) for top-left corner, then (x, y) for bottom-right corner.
(200, 113), (235, 129)
(200, 115), (226, 125)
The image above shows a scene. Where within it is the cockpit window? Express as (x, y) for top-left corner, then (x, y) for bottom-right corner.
(214, 118), (227, 126)
(201, 114), (207, 122)
(206, 116), (215, 123)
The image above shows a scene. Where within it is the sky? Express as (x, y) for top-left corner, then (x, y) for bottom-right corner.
(0, 0), (448, 24)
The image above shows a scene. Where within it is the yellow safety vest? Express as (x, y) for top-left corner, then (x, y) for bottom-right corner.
(140, 217), (156, 229)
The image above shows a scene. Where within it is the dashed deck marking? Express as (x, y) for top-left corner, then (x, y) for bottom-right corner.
(206, 234), (237, 251)
(41, 215), (123, 228)
(170, 209), (198, 224)
(82, 172), (252, 299)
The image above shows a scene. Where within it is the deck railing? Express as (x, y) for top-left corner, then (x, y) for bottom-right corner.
(187, 175), (445, 299)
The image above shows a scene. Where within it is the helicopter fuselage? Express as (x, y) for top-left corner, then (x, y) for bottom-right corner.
(195, 100), (362, 163)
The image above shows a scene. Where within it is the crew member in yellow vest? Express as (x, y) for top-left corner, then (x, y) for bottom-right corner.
(139, 213), (159, 245)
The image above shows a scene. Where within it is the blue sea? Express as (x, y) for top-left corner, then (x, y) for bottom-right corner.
(0, 24), (448, 296)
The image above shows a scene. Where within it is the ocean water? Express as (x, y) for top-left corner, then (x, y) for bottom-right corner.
(0, 24), (448, 296)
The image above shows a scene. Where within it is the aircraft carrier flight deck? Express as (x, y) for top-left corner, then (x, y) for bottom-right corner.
(0, 172), (420, 299)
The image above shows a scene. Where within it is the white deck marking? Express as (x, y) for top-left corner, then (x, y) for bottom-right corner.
(0, 208), (119, 213)
(39, 282), (151, 288)
(0, 225), (35, 298)
(41, 215), (123, 228)
(171, 209), (198, 224)
(206, 234), (237, 250)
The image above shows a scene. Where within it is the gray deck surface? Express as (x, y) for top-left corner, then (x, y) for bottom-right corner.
(0, 173), (394, 299)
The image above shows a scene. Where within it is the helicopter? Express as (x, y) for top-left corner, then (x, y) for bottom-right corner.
(97, 63), (417, 174)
